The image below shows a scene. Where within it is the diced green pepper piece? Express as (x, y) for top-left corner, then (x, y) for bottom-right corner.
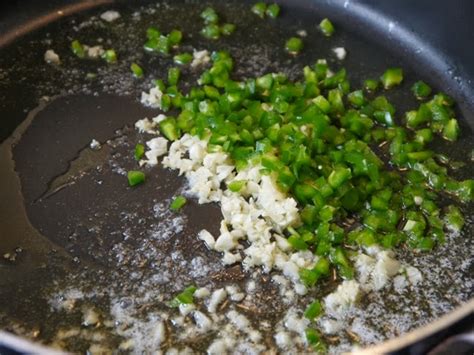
(220, 23), (236, 36)
(288, 235), (308, 251)
(411, 80), (432, 99)
(314, 257), (330, 276)
(407, 151), (433, 162)
(444, 205), (464, 232)
(146, 27), (160, 39)
(414, 128), (433, 144)
(304, 300), (322, 319)
(71, 40), (85, 58)
(170, 195), (187, 211)
(313, 95), (331, 113)
(266, 3), (281, 18)
(442, 119), (459, 141)
(134, 143), (145, 161)
(406, 104), (431, 128)
(347, 90), (365, 107)
(251, 2), (267, 18)
(370, 189), (392, 210)
(159, 117), (181, 141)
(445, 179), (473, 203)
(168, 67), (181, 86)
(305, 329), (326, 352)
(168, 29), (183, 46)
(168, 285), (197, 307)
(348, 228), (377, 247)
(285, 37), (303, 54)
(130, 63), (144, 78)
(174, 53), (193, 65)
(127, 170), (145, 187)
(156, 35), (170, 54)
(330, 247), (354, 279)
(102, 49), (117, 63)
(380, 67), (403, 89)
(201, 7), (219, 24)
(328, 167), (352, 188)
(319, 18), (335, 37)
(228, 180), (246, 192)
(364, 78), (379, 92)
(328, 89), (345, 114)
(299, 268), (319, 287)
(256, 73), (274, 90)
(201, 24), (221, 40)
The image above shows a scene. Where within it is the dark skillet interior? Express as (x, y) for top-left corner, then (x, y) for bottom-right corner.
(0, 0), (472, 353)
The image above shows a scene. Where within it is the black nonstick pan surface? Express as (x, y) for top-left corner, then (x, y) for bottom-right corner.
(0, 0), (473, 354)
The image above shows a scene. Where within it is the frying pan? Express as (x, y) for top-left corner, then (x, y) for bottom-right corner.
(0, 0), (472, 353)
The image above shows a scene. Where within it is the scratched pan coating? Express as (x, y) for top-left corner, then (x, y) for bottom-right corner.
(0, 0), (472, 353)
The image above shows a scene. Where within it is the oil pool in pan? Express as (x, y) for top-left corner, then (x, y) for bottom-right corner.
(0, 1), (473, 353)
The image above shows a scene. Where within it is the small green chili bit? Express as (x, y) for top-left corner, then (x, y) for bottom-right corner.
(201, 24), (221, 40)
(201, 7), (219, 24)
(285, 37), (303, 54)
(170, 196), (187, 211)
(305, 328), (327, 352)
(228, 180), (247, 192)
(304, 300), (323, 320)
(168, 285), (197, 307)
(319, 18), (335, 36)
(266, 3), (281, 18)
(134, 143), (145, 161)
(127, 170), (145, 187)
(444, 205), (464, 232)
(71, 40), (86, 58)
(174, 53), (193, 65)
(363, 78), (379, 92)
(251, 2), (267, 18)
(381, 67), (403, 89)
(220, 23), (236, 36)
(130, 63), (144, 78)
(102, 49), (117, 63)
(411, 80), (432, 99)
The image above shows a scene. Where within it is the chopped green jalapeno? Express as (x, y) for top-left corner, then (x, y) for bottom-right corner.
(201, 7), (219, 24)
(285, 37), (303, 54)
(146, 27), (161, 39)
(174, 53), (193, 65)
(102, 49), (117, 63)
(168, 67), (181, 86)
(304, 300), (323, 320)
(168, 285), (197, 307)
(168, 29), (183, 46)
(134, 143), (145, 161)
(266, 3), (281, 18)
(381, 67), (403, 89)
(170, 196), (187, 211)
(220, 23), (236, 36)
(364, 78), (379, 91)
(319, 18), (335, 36)
(442, 119), (460, 141)
(127, 171), (145, 186)
(130, 63), (144, 78)
(305, 329), (326, 352)
(201, 24), (221, 40)
(411, 80), (432, 99)
(159, 118), (181, 141)
(228, 180), (246, 192)
(251, 2), (267, 18)
(71, 40), (85, 58)
(444, 205), (464, 232)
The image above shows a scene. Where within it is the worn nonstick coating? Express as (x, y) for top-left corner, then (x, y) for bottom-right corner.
(0, 0), (472, 353)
